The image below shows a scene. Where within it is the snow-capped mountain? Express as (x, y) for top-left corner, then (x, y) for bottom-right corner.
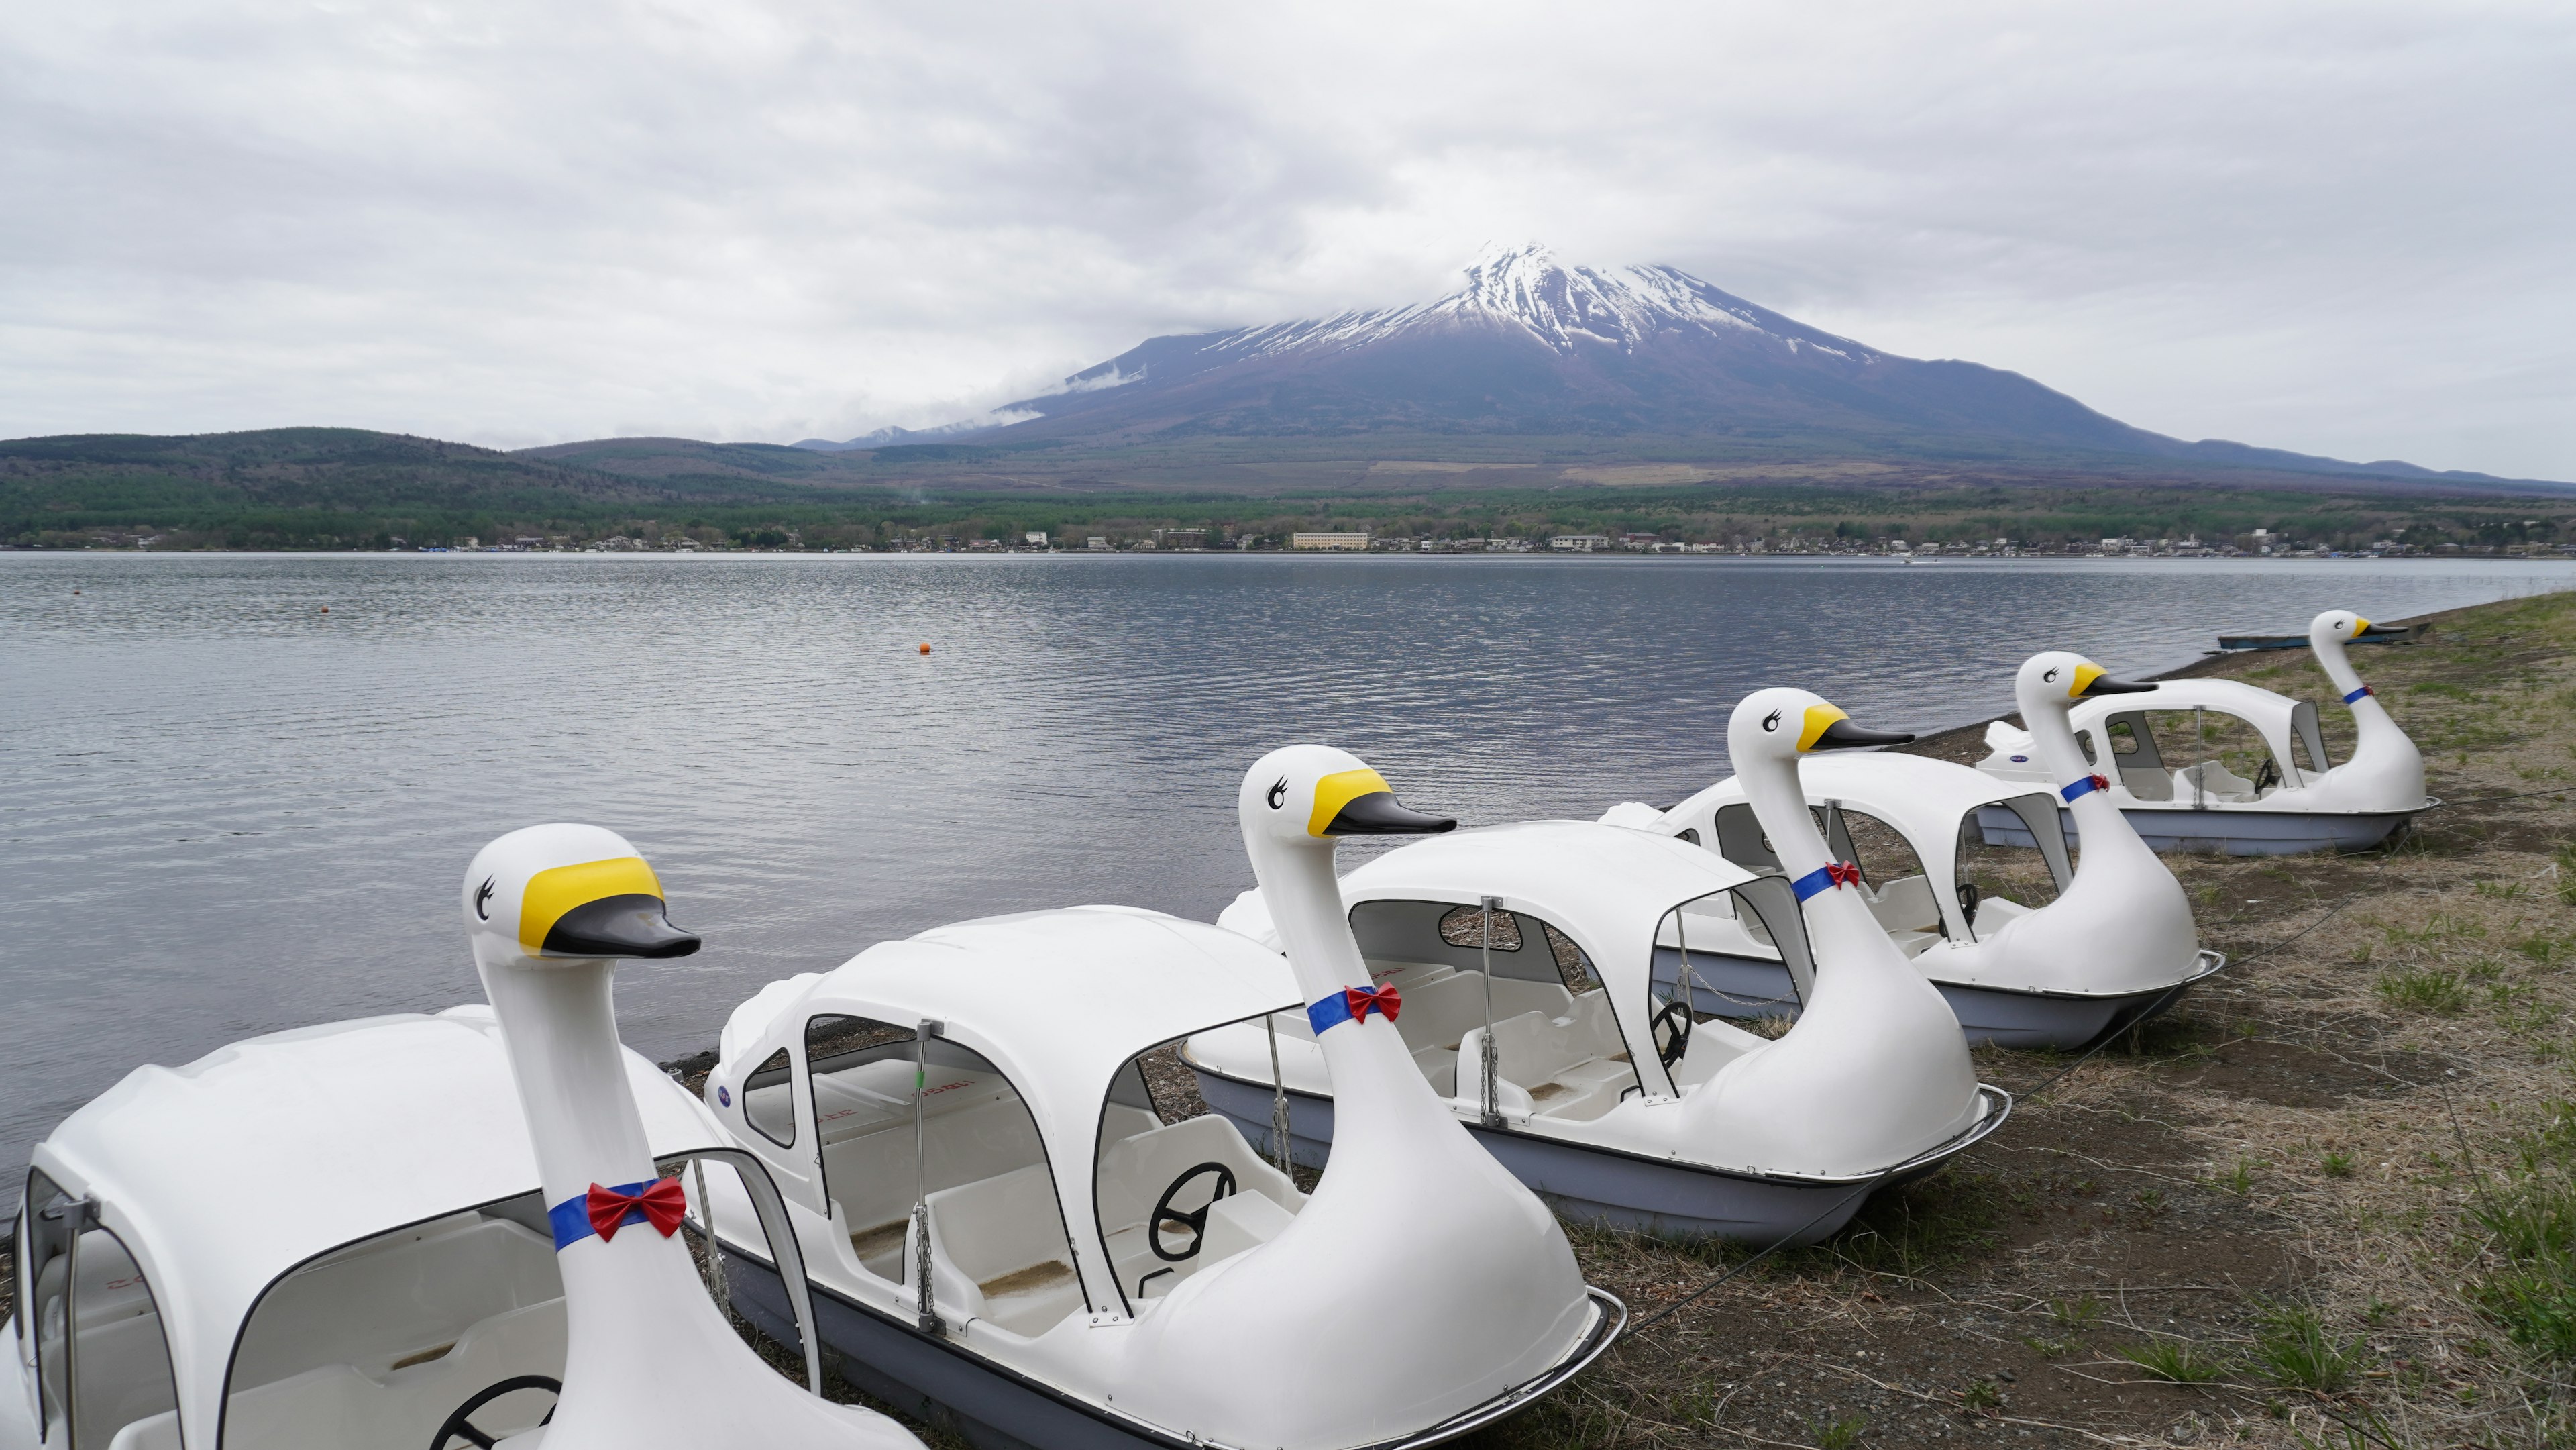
(1066, 244), (1879, 384)
(918, 242), (2178, 451)
(796, 245), (2522, 484)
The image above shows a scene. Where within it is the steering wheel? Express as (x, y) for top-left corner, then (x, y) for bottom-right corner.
(1957, 880), (1981, 924)
(429, 1375), (559, 1450)
(2255, 758), (2282, 794)
(1148, 1162), (1238, 1262)
(1650, 997), (1693, 1070)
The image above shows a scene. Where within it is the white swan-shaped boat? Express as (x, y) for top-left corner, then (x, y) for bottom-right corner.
(1187, 696), (2008, 1245)
(1611, 656), (2222, 1048)
(698, 749), (1621, 1450)
(0, 882), (845, 1449)
(460, 823), (922, 1450)
(1978, 609), (2432, 853)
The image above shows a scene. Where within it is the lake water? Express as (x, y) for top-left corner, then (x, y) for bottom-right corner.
(3, 552), (2566, 1174)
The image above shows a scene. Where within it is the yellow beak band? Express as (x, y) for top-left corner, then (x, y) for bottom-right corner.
(2070, 662), (2108, 698)
(519, 856), (665, 953)
(1309, 767), (1393, 837)
(2353, 617), (2371, 637)
(1796, 704), (1848, 753)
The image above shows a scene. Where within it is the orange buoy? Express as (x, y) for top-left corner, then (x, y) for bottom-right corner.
(321, 606), (329, 613)
(918, 643), (931, 654)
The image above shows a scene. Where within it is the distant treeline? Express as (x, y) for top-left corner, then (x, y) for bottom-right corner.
(4, 427), (2569, 553)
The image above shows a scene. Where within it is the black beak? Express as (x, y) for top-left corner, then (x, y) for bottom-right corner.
(1324, 790), (1458, 837)
(2078, 676), (2158, 697)
(1810, 719), (1915, 752)
(543, 894), (702, 959)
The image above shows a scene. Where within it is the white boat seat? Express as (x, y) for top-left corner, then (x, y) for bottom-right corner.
(1862, 874), (1942, 935)
(816, 1068), (1049, 1251)
(230, 1212), (562, 1387)
(1095, 1115), (1302, 1304)
(1457, 996), (1629, 1123)
(2120, 766), (2175, 801)
(1970, 896), (2037, 937)
(1412, 1045), (1459, 1097)
(2174, 761), (2263, 803)
(1373, 969), (1574, 1055)
(225, 1298), (566, 1450)
(924, 1163), (1083, 1338)
(1198, 1188), (1297, 1266)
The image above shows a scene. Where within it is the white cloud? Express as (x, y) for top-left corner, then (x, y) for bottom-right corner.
(1, 0), (2569, 475)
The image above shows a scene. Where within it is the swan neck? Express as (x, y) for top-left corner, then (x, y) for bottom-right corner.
(476, 953), (656, 1208)
(1246, 835), (1373, 1004)
(2312, 631), (2366, 698)
(2015, 687), (2094, 792)
(1741, 752), (1834, 880)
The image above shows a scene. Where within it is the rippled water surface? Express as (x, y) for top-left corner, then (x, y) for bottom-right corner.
(3, 552), (2565, 1170)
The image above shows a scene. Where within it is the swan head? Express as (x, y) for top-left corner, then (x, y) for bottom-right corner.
(462, 823), (701, 970)
(1238, 745), (1456, 848)
(2318, 605), (2411, 643)
(2017, 651), (2155, 710)
(1726, 687), (1914, 770)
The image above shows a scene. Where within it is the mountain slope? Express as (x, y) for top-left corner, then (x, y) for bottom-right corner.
(845, 244), (2513, 486)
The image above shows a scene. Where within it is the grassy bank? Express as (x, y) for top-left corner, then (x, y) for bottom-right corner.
(1476, 588), (2576, 1449)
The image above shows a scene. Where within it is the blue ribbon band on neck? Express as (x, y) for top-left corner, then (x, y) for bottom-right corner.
(1790, 866), (1835, 902)
(2061, 775), (2104, 802)
(549, 1181), (651, 1251)
(1306, 994), (1353, 1035)
(2343, 686), (2373, 703)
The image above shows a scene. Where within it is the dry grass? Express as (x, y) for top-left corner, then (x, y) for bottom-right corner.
(1468, 587), (2576, 1449)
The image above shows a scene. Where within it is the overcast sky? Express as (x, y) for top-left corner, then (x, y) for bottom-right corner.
(5, 1), (2571, 478)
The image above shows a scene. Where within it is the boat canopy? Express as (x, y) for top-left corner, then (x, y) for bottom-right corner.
(1322, 822), (1763, 1096)
(22, 1006), (727, 1447)
(2065, 678), (2330, 781)
(1650, 752), (2074, 945)
(1977, 678), (2332, 800)
(714, 907), (1299, 1297)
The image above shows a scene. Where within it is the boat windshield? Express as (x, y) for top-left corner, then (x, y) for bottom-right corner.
(221, 1153), (790, 1450)
(1089, 1032), (1307, 1317)
(2096, 709), (2290, 804)
(801, 1015), (1083, 1339)
(1957, 793), (2072, 935)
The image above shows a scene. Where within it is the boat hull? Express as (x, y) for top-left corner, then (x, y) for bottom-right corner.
(720, 1243), (1625, 1450)
(1192, 1070), (2008, 1246)
(1662, 951), (2222, 1050)
(1976, 801), (2421, 857)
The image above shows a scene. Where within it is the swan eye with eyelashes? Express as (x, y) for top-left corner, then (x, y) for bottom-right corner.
(474, 878), (495, 921)
(1761, 709), (1782, 733)
(1265, 778), (1288, 810)
(2042, 667), (2059, 684)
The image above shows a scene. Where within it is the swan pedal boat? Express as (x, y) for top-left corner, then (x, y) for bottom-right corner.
(1189, 815), (2010, 1245)
(700, 903), (1623, 1450)
(1977, 611), (2432, 855)
(1607, 752), (2223, 1049)
(0, 1007), (824, 1450)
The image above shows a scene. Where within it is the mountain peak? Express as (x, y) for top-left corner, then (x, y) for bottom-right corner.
(1426, 243), (1796, 355)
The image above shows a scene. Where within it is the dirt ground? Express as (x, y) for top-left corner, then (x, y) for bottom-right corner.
(1464, 587), (2576, 1449)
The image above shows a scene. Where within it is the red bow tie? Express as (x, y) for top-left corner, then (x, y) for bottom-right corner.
(1824, 860), (1862, 889)
(2088, 773), (2110, 791)
(1345, 984), (1403, 1025)
(588, 1178), (688, 1243)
